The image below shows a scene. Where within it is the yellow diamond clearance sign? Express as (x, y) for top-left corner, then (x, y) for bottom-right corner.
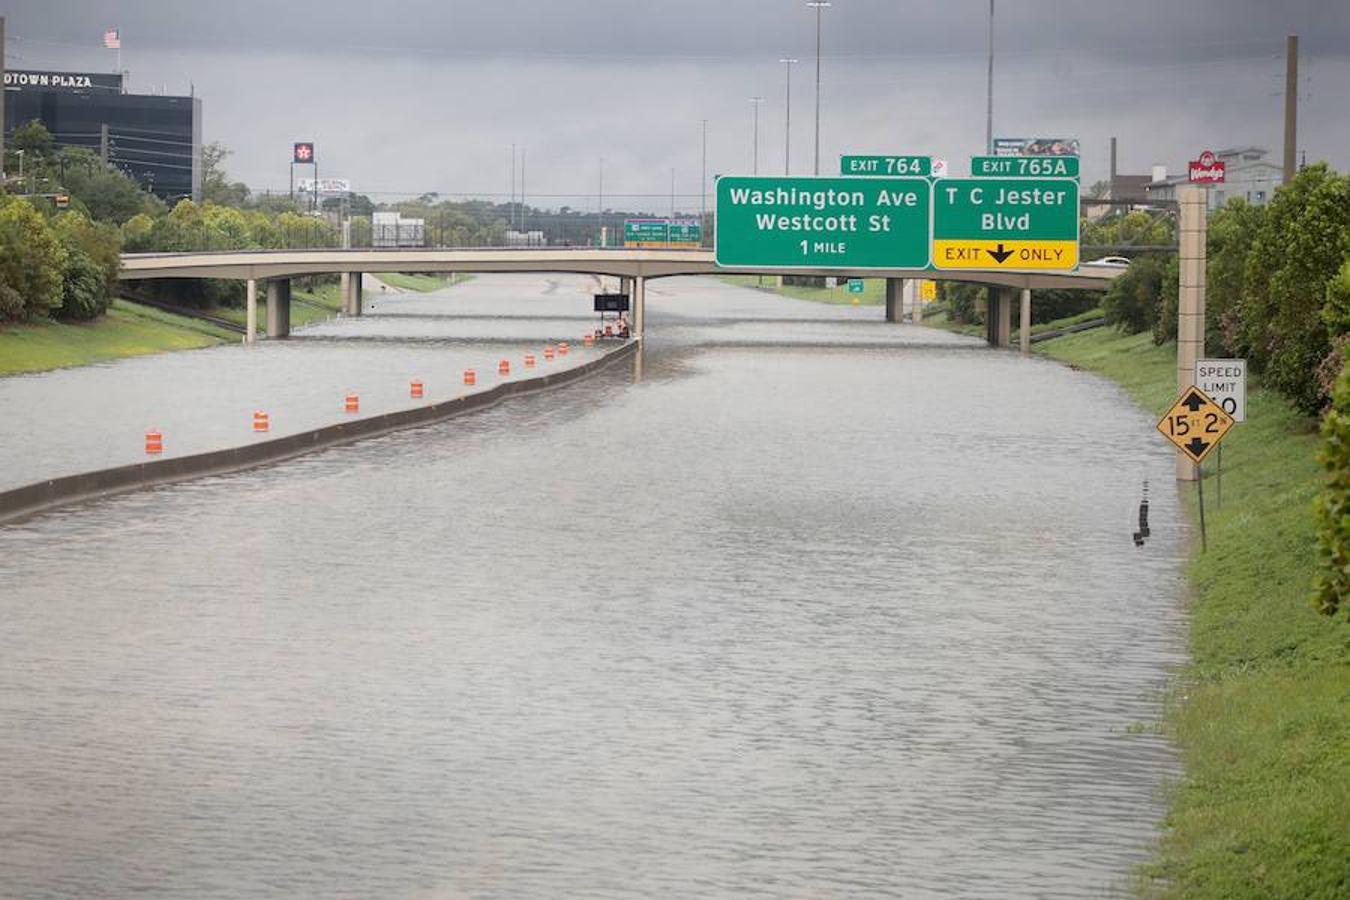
(1157, 386), (1234, 464)
(932, 178), (1079, 271)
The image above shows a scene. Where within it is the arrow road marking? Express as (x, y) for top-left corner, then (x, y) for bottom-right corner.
(986, 243), (1015, 264)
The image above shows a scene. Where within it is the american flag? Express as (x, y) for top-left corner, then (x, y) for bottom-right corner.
(103, 28), (120, 50)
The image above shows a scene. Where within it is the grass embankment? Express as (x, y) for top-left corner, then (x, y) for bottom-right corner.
(922, 304), (1105, 341)
(0, 300), (235, 376)
(1038, 328), (1349, 899)
(374, 272), (472, 292)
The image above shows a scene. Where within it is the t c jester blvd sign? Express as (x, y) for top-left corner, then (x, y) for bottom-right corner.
(931, 178), (1079, 271)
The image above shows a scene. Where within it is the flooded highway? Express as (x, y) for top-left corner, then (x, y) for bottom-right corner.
(0, 275), (1187, 898)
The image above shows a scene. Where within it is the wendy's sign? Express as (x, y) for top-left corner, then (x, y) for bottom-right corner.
(1188, 150), (1226, 184)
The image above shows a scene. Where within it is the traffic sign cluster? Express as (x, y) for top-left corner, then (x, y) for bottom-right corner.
(714, 154), (1079, 272)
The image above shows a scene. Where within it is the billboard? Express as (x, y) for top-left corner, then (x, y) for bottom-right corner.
(993, 137), (1080, 157)
(293, 142), (315, 164)
(297, 178), (351, 194)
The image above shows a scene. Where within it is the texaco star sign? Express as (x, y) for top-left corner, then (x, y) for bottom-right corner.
(293, 142), (315, 164)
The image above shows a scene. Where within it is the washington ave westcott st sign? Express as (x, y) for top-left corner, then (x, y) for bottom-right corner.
(3, 70), (123, 93)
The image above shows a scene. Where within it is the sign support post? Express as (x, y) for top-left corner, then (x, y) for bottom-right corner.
(1176, 188), (1207, 481)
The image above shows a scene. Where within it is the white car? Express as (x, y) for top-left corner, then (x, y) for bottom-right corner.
(1089, 256), (1132, 267)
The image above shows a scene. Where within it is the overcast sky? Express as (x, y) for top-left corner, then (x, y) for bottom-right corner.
(6, 0), (1349, 211)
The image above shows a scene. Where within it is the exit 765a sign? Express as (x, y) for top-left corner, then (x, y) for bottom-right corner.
(932, 178), (1079, 271)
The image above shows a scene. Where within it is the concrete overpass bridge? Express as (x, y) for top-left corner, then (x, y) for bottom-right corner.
(119, 248), (1124, 350)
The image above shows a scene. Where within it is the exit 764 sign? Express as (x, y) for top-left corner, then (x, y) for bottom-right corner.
(932, 178), (1079, 271)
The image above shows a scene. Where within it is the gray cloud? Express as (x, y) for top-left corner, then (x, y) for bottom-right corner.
(6, 1), (1348, 205)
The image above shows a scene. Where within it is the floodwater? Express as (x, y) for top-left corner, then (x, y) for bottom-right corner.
(0, 274), (1187, 898)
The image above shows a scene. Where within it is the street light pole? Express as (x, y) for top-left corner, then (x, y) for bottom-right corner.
(779, 58), (797, 175)
(807, 1), (830, 175)
(986, 0), (995, 155)
(749, 97), (765, 175)
(598, 157), (604, 247)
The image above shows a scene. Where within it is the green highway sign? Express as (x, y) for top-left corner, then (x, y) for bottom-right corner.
(847, 278), (864, 293)
(932, 178), (1079, 271)
(715, 176), (931, 269)
(841, 155), (931, 177)
(624, 218), (701, 246)
(971, 155), (1079, 178)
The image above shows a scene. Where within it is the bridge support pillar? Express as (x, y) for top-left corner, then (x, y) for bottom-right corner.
(987, 288), (1012, 348)
(631, 276), (645, 338)
(341, 272), (363, 317)
(1019, 288), (1031, 354)
(245, 278), (258, 344)
(266, 278), (291, 339)
(912, 280), (924, 324)
(885, 278), (906, 323)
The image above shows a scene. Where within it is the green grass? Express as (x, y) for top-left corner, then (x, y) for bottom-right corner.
(0, 300), (235, 376)
(1038, 328), (1350, 900)
(718, 274), (885, 305)
(374, 272), (472, 292)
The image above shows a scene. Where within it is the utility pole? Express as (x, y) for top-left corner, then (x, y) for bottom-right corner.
(0, 16), (6, 177)
(986, 0), (995, 155)
(807, 1), (831, 175)
(780, 58), (797, 175)
(100, 123), (110, 164)
(700, 119), (708, 244)
(1283, 34), (1298, 185)
(598, 157), (604, 247)
(510, 144), (516, 231)
(750, 97), (765, 175)
(520, 148), (526, 236)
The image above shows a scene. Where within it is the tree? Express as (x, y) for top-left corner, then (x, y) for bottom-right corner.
(1205, 198), (1264, 354)
(55, 248), (108, 320)
(10, 119), (55, 159)
(1238, 163), (1350, 413)
(1312, 353), (1350, 618)
(59, 148), (158, 224)
(1087, 179), (1110, 199)
(200, 142), (251, 207)
(52, 210), (122, 299)
(0, 196), (68, 320)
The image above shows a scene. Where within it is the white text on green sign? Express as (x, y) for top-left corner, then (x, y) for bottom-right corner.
(715, 176), (930, 269)
(970, 156), (1079, 178)
(841, 155), (931, 177)
(932, 178), (1079, 271)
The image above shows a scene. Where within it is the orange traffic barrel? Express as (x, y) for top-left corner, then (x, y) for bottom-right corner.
(464, 368), (477, 386)
(544, 345), (555, 361)
(559, 342), (569, 356)
(144, 429), (163, 454)
(583, 334), (594, 347)
(524, 354), (536, 368)
(345, 392), (360, 413)
(410, 379), (424, 399)
(498, 359), (510, 376)
(253, 410), (270, 432)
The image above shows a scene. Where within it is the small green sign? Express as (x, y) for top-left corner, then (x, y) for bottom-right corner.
(847, 279), (864, 293)
(841, 155), (931, 177)
(715, 176), (931, 269)
(932, 178), (1079, 271)
(624, 218), (701, 245)
(970, 156), (1079, 178)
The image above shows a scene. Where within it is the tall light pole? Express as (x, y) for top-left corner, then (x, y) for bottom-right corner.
(749, 97), (765, 175)
(807, 1), (830, 175)
(598, 157), (604, 246)
(985, 0), (995, 155)
(779, 57), (797, 175)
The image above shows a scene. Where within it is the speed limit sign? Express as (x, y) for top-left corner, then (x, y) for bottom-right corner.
(1195, 359), (1246, 422)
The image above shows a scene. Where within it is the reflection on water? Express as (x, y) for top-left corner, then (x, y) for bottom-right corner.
(0, 276), (1186, 898)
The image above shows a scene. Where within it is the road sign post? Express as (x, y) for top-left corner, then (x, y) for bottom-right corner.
(715, 176), (931, 269)
(847, 278), (864, 293)
(932, 178), (1079, 271)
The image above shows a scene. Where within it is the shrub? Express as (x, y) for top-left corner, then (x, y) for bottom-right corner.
(0, 196), (67, 320)
(1312, 357), (1350, 618)
(55, 248), (108, 320)
(1102, 255), (1165, 334)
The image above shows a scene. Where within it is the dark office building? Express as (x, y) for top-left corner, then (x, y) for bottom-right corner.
(3, 69), (201, 201)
